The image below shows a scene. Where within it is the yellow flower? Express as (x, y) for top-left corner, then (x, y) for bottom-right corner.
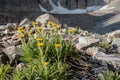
(19, 34), (25, 38)
(36, 38), (43, 42)
(44, 62), (49, 66)
(48, 21), (53, 25)
(19, 29), (25, 33)
(68, 29), (73, 33)
(17, 26), (23, 30)
(37, 43), (44, 47)
(37, 27), (43, 31)
(26, 26), (31, 30)
(55, 44), (61, 48)
(54, 25), (60, 29)
(28, 32), (32, 35)
(32, 21), (38, 26)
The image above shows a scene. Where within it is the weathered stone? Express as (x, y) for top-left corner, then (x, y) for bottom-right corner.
(6, 23), (17, 31)
(96, 54), (120, 68)
(90, 67), (105, 74)
(92, 33), (107, 42)
(80, 31), (90, 36)
(0, 25), (6, 30)
(86, 47), (98, 57)
(1, 29), (10, 37)
(19, 18), (32, 27)
(76, 37), (99, 50)
(36, 13), (59, 26)
(0, 52), (9, 64)
(107, 44), (119, 54)
(16, 63), (25, 70)
(2, 36), (11, 41)
(2, 41), (10, 48)
(112, 38), (120, 47)
(11, 33), (19, 40)
(3, 46), (22, 63)
(107, 30), (120, 39)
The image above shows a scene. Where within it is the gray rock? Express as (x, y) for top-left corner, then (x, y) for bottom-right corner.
(19, 18), (31, 27)
(96, 54), (120, 68)
(92, 33), (107, 42)
(11, 33), (19, 40)
(16, 63), (25, 70)
(2, 36), (11, 41)
(1, 29), (10, 37)
(0, 25), (6, 30)
(97, 73), (104, 80)
(86, 47), (98, 57)
(36, 13), (59, 26)
(107, 30), (120, 39)
(3, 46), (22, 63)
(90, 67), (105, 74)
(2, 41), (10, 48)
(0, 52), (9, 64)
(76, 37), (99, 50)
(6, 39), (21, 46)
(6, 23), (17, 31)
(112, 38), (120, 47)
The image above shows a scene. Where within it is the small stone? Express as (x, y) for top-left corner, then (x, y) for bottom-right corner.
(107, 44), (118, 54)
(6, 23), (17, 31)
(86, 47), (98, 57)
(16, 63), (25, 70)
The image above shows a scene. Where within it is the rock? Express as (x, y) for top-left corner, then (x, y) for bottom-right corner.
(96, 54), (120, 68)
(96, 51), (106, 56)
(6, 39), (21, 46)
(107, 30), (120, 39)
(98, 47), (106, 53)
(112, 38), (120, 47)
(0, 52), (9, 64)
(3, 46), (22, 63)
(6, 23), (17, 31)
(107, 44), (119, 54)
(0, 25), (6, 30)
(1, 29), (10, 37)
(86, 47), (98, 57)
(90, 67), (105, 74)
(11, 33), (19, 40)
(16, 63), (25, 70)
(80, 31), (90, 36)
(19, 18), (32, 27)
(76, 37), (99, 50)
(2, 36), (11, 41)
(92, 33), (107, 42)
(97, 73), (104, 80)
(36, 13), (59, 26)
(2, 41), (10, 48)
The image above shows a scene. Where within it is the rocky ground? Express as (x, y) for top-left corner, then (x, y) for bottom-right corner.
(0, 0), (120, 79)
(0, 13), (120, 80)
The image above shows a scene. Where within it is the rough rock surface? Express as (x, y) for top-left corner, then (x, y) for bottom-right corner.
(76, 37), (99, 50)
